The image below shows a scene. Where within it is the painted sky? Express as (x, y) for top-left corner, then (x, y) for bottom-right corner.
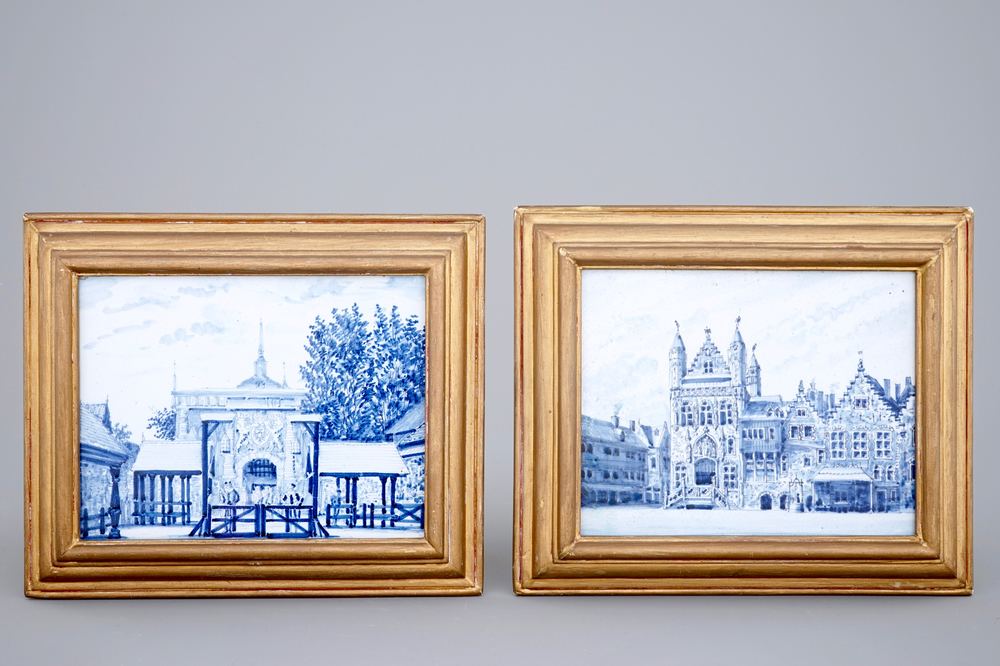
(79, 275), (425, 441)
(581, 269), (916, 428)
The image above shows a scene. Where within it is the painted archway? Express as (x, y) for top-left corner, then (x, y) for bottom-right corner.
(694, 458), (716, 486)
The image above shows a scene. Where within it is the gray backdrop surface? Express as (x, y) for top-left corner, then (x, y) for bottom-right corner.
(1, 2), (997, 664)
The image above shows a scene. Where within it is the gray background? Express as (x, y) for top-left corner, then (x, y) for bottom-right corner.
(1, 1), (996, 664)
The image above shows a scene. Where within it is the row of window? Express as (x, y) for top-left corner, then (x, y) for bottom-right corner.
(671, 458), (912, 491)
(829, 431), (896, 459)
(873, 465), (898, 482)
(679, 400), (734, 426)
(582, 469), (647, 483)
(581, 443), (647, 462)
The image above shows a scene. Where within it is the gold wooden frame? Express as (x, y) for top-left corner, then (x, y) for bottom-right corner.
(25, 213), (484, 597)
(514, 206), (972, 595)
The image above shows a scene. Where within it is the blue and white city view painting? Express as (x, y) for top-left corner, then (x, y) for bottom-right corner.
(580, 269), (917, 537)
(78, 275), (427, 540)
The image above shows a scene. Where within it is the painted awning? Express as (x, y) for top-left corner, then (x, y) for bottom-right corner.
(811, 466), (872, 482)
(132, 439), (202, 474)
(319, 442), (408, 476)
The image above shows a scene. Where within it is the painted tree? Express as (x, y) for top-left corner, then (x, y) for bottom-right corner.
(301, 303), (426, 441)
(368, 305), (426, 438)
(147, 407), (176, 440)
(301, 304), (376, 440)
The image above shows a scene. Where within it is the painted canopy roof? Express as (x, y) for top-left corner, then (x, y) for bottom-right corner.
(132, 439), (202, 474)
(811, 466), (873, 482)
(319, 442), (408, 476)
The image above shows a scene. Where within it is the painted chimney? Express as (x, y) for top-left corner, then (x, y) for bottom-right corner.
(629, 420), (636, 431)
(895, 383), (901, 401)
(884, 378), (891, 396)
(612, 415), (619, 428)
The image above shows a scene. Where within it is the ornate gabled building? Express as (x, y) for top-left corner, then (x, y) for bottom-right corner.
(666, 321), (746, 509)
(660, 319), (916, 513)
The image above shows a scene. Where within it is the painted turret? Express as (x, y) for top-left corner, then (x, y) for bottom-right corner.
(746, 343), (761, 397)
(669, 321), (687, 389)
(729, 316), (746, 389)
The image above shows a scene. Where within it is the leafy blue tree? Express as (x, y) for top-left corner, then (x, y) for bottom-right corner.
(301, 304), (376, 440)
(147, 407), (176, 440)
(368, 305), (426, 438)
(301, 303), (425, 441)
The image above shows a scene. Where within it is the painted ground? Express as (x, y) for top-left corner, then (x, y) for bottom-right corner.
(581, 506), (915, 536)
(113, 525), (424, 540)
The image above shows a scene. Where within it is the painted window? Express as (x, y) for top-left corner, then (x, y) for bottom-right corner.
(875, 431), (891, 458)
(680, 401), (694, 426)
(831, 431), (846, 458)
(723, 464), (737, 490)
(803, 456), (812, 467)
(818, 449), (826, 463)
(727, 437), (735, 455)
(854, 398), (869, 409)
(804, 426), (814, 438)
(797, 408), (806, 417)
(790, 425), (799, 439)
(700, 402), (714, 426)
(720, 401), (733, 425)
(780, 454), (788, 474)
(873, 465), (882, 481)
(852, 431), (869, 458)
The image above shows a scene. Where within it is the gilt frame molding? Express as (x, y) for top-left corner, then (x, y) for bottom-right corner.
(514, 206), (972, 595)
(25, 213), (484, 597)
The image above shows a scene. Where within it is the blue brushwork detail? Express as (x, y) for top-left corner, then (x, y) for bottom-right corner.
(301, 304), (426, 442)
(582, 317), (917, 514)
(82, 304), (426, 539)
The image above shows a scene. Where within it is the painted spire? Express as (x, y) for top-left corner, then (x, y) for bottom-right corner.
(254, 319), (267, 379)
(670, 321), (685, 350)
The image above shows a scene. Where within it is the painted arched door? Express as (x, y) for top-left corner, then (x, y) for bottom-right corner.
(694, 458), (716, 486)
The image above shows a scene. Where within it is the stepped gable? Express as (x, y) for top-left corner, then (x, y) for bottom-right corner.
(832, 356), (904, 417)
(686, 327), (731, 377)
